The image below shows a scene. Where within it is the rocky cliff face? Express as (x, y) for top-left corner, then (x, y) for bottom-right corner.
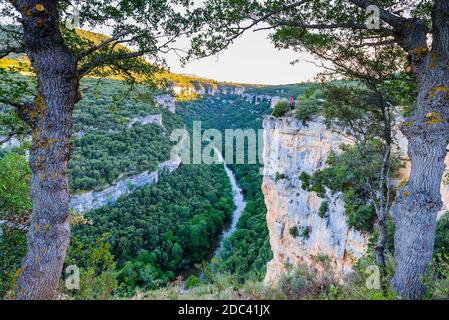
(262, 116), (369, 286)
(261, 116), (449, 286)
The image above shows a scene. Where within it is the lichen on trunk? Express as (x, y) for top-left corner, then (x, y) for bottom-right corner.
(12, 0), (80, 299)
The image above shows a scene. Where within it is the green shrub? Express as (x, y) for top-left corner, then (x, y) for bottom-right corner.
(301, 226), (312, 240)
(435, 212), (449, 257)
(423, 253), (449, 300)
(65, 236), (118, 300)
(278, 261), (339, 300)
(319, 201), (329, 218)
(289, 226), (299, 238)
(295, 103), (320, 125)
(272, 101), (289, 117)
(185, 275), (202, 289)
(275, 172), (286, 181)
(298, 171), (325, 198)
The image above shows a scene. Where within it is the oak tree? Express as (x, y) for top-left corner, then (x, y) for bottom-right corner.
(0, 0), (194, 299)
(191, 0), (449, 299)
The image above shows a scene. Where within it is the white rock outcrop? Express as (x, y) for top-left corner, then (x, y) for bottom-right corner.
(156, 94), (176, 113)
(128, 114), (163, 128)
(262, 116), (369, 286)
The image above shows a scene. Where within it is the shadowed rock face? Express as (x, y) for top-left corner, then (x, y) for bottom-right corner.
(262, 116), (369, 286)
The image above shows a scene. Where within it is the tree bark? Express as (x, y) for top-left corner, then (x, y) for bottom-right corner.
(390, 0), (449, 300)
(12, 0), (79, 299)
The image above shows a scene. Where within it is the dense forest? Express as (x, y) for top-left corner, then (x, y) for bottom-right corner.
(178, 95), (275, 282)
(1, 0), (449, 301)
(71, 163), (233, 296)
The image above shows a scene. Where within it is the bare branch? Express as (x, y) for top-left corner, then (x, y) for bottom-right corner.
(77, 51), (145, 78)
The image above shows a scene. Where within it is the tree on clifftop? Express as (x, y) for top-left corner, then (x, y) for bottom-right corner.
(190, 0), (449, 299)
(0, 0), (195, 300)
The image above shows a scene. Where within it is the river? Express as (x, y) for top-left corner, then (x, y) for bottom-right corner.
(180, 147), (247, 278)
(212, 147), (247, 256)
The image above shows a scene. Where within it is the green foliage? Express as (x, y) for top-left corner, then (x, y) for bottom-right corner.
(0, 227), (27, 298)
(73, 164), (233, 294)
(65, 235), (118, 300)
(178, 95), (273, 283)
(289, 227), (299, 238)
(0, 151), (30, 298)
(0, 152), (32, 220)
(435, 212), (449, 258)
(423, 253), (449, 300)
(275, 172), (286, 181)
(272, 101), (289, 117)
(116, 250), (172, 294)
(295, 86), (324, 125)
(299, 172), (325, 198)
(299, 143), (401, 233)
(301, 226), (312, 240)
(178, 95), (270, 130)
(69, 124), (173, 192)
(278, 260), (341, 300)
(185, 275), (202, 289)
(318, 201), (329, 219)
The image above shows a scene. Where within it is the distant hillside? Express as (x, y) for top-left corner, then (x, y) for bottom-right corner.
(0, 28), (306, 99)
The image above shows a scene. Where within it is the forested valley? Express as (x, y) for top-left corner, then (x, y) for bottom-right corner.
(1, 0), (449, 302)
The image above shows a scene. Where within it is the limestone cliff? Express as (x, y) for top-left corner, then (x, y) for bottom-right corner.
(261, 116), (449, 286)
(262, 116), (369, 285)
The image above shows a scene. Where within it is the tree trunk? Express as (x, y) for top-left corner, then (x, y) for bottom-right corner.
(13, 0), (79, 299)
(390, 0), (449, 299)
(374, 142), (391, 270)
(391, 75), (449, 299)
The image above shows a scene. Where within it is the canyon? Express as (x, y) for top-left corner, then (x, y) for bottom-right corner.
(261, 115), (449, 285)
(71, 128), (188, 213)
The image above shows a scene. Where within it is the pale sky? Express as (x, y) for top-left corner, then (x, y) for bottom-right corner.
(164, 29), (324, 85)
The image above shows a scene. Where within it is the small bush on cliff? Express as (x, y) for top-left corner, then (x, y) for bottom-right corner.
(295, 103), (320, 126)
(275, 172), (286, 181)
(289, 227), (299, 238)
(301, 226), (312, 240)
(272, 101), (289, 117)
(299, 172), (325, 198)
(319, 201), (329, 219)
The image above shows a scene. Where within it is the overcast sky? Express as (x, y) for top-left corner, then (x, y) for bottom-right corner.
(163, 29), (324, 85)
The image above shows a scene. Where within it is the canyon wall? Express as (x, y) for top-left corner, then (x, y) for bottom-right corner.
(262, 116), (369, 286)
(262, 116), (449, 286)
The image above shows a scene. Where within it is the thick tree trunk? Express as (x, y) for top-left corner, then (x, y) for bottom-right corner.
(13, 0), (79, 299)
(390, 0), (449, 300)
(391, 75), (449, 299)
